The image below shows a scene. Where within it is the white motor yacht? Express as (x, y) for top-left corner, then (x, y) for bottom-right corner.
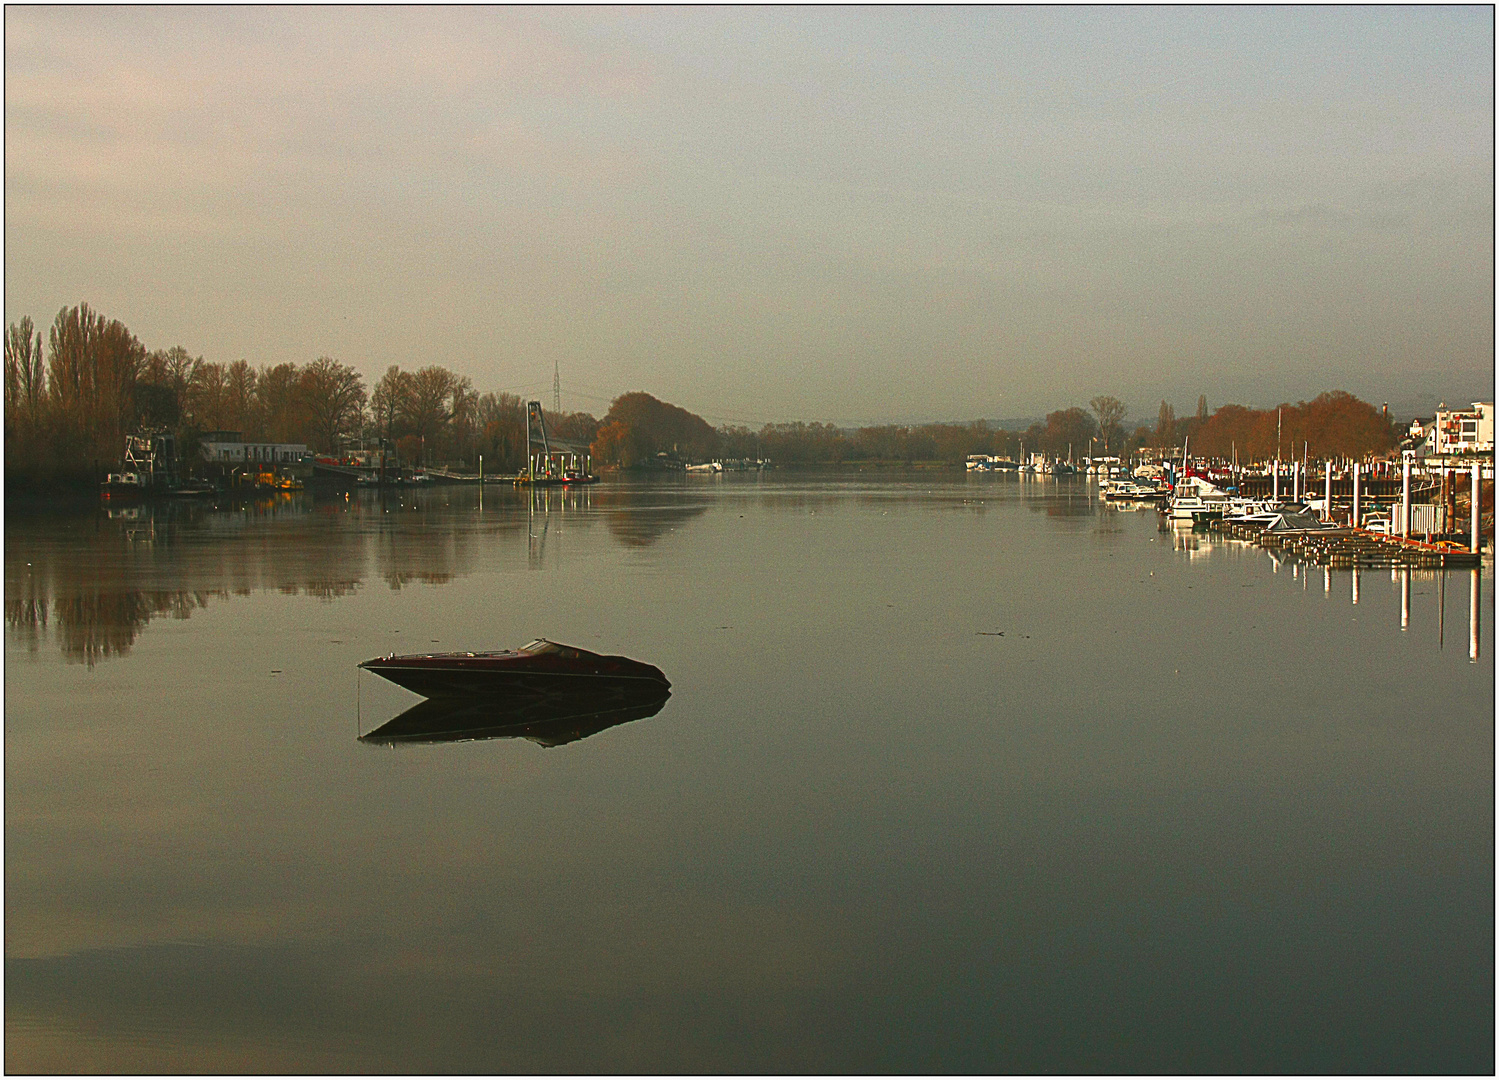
(1167, 476), (1231, 521)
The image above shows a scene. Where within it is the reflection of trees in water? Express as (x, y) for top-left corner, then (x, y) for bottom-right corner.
(4, 484), (725, 663)
(591, 489), (710, 548)
(6, 501), (370, 666)
(753, 492), (845, 514)
(370, 514), (479, 590)
(53, 589), (221, 667)
(1023, 489), (1097, 518)
(4, 572), (50, 655)
(1043, 500), (1095, 518)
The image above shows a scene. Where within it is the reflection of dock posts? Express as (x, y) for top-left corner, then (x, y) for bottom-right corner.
(1352, 565), (1360, 605)
(1470, 568), (1481, 662)
(1323, 565), (1331, 595)
(1401, 568), (1410, 630)
(1401, 458), (1411, 538)
(1438, 570), (1446, 650)
(1351, 461), (1361, 528)
(1324, 461), (1333, 522)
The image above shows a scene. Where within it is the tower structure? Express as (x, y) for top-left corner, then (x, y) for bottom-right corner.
(553, 359), (561, 416)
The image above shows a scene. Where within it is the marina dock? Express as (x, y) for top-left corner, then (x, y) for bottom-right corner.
(1207, 518), (1482, 568)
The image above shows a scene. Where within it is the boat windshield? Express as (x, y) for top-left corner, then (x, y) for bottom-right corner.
(519, 639), (586, 659)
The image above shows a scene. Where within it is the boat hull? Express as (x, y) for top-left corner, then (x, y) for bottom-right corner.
(361, 663), (667, 698)
(359, 642), (669, 699)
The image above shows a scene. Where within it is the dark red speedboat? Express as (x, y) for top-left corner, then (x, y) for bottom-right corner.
(358, 639), (670, 699)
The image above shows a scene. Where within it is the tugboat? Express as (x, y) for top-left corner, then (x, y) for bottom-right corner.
(359, 639), (670, 699)
(101, 431), (215, 501)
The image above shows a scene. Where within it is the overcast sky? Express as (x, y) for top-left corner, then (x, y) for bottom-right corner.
(5, 6), (1492, 424)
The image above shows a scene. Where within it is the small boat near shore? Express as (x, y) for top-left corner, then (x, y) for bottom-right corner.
(359, 639), (670, 698)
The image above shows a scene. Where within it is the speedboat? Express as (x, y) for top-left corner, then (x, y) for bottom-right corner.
(359, 639), (671, 699)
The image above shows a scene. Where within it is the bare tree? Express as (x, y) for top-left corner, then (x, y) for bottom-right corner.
(186, 362), (231, 431)
(226, 360), (258, 435)
(5, 316), (45, 424)
(256, 363), (303, 442)
(369, 365), (411, 444)
(299, 356), (366, 453)
(1155, 401), (1177, 447)
(5, 316), (47, 476)
(46, 303), (144, 459)
(404, 366), (458, 459)
(1089, 395), (1126, 452)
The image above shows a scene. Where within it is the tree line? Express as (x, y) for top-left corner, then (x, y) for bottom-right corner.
(3, 303), (599, 486)
(588, 391), (1397, 468)
(5, 302), (1400, 488)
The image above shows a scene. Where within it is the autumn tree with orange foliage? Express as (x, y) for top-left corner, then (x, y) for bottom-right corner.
(590, 392), (717, 467)
(1191, 391), (1396, 461)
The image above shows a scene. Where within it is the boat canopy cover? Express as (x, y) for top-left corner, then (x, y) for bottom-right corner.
(1265, 511), (1333, 532)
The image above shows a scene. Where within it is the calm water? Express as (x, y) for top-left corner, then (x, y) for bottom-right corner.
(6, 475), (1493, 1072)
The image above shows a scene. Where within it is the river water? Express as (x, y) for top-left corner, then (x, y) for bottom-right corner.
(5, 474), (1493, 1072)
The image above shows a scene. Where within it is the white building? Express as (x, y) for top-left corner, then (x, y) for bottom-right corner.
(1430, 402), (1494, 459)
(198, 431), (309, 466)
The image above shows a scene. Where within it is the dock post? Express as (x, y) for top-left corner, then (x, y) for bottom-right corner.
(1473, 459), (1482, 553)
(1324, 461), (1333, 522)
(1401, 458), (1411, 538)
(1352, 461), (1360, 528)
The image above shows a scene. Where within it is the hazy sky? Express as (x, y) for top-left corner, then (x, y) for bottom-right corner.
(5, 6), (1493, 424)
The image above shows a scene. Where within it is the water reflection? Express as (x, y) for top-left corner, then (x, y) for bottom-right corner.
(597, 496), (710, 548)
(1471, 569), (1482, 662)
(360, 684), (671, 748)
(1167, 512), (1489, 656)
(7, 499), (367, 665)
(7, 475), (1493, 1074)
(5, 486), (716, 666)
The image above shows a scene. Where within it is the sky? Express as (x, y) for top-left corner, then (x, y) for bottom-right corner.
(5, 6), (1493, 425)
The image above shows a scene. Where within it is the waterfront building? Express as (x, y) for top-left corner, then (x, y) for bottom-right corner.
(1408, 402), (1495, 469)
(198, 431), (311, 466)
(1431, 402), (1494, 458)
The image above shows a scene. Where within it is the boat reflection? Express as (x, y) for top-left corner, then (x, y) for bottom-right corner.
(359, 682), (671, 748)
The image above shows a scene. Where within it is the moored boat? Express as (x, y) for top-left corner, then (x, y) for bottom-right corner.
(1167, 476), (1231, 522)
